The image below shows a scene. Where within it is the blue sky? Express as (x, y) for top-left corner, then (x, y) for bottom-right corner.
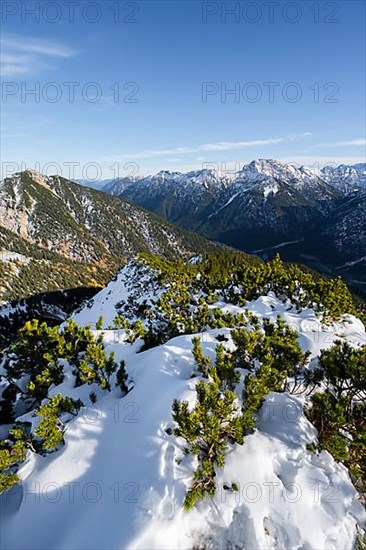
(1, 0), (365, 179)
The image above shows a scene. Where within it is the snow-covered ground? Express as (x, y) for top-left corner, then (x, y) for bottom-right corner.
(1, 265), (365, 550)
(0, 252), (28, 263)
(0, 301), (27, 318)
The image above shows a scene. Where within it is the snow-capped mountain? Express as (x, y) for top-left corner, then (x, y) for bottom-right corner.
(101, 176), (142, 196)
(106, 159), (366, 296)
(99, 169), (230, 199)
(234, 159), (338, 201)
(321, 163), (366, 194)
(122, 161), (337, 237)
(120, 169), (231, 227)
(306, 191), (366, 286)
(120, 160), (343, 232)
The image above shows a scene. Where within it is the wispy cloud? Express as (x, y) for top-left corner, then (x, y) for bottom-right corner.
(0, 34), (77, 76)
(199, 138), (284, 152)
(316, 139), (366, 147)
(98, 133), (312, 162)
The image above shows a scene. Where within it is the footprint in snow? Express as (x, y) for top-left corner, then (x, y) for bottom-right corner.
(163, 443), (175, 480)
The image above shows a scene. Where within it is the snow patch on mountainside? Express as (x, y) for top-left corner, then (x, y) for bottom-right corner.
(0, 252), (28, 263)
(263, 182), (279, 198)
(208, 192), (241, 219)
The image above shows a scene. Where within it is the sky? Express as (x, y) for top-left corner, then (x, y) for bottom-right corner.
(1, 0), (365, 180)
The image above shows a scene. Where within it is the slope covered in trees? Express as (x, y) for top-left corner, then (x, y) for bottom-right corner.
(0, 171), (221, 347)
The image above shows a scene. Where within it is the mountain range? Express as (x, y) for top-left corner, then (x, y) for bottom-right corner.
(96, 160), (366, 296)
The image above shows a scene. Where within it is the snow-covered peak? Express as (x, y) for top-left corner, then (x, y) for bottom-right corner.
(137, 160), (366, 196)
(154, 170), (183, 179)
(227, 159), (336, 202)
(239, 159), (295, 179)
(299, 165), (322, 178)
(321, 163), (366, 192)
(149, 168), (225, 185)
(130, 168), (229, 197)
(237, 159), (323, 187)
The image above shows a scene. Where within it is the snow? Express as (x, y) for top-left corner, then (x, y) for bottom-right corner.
(213, 398), (362, 550)
(321, 164), (366, 191)
(0, 300), (27, 319)
(208, 192), (240, 219)
(336, 255), (366, 269)
(0, 251), (28, 263)
(1, 267), (365, 549)
(188, 255), (203, 265)
(114, 160), (364, 223)
(71, 262), (163, 329)
(252, 239), (303, 254)
(137, 169), (228, 198)
(236, 159), (313, 190)
(263, 182), (279, 198)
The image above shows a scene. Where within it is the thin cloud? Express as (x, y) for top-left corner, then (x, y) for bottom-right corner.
(316, 139), (366, 147)
(199, 138), (283, 152)
(98, 133), (311, 162)
(0, 34), (77, 76)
